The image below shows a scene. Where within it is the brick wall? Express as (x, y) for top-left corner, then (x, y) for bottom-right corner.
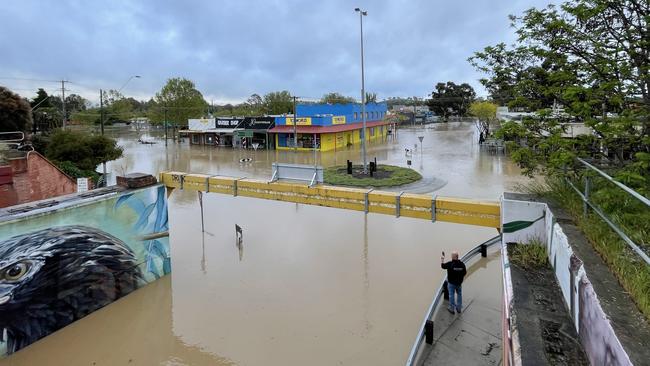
(0, 152), (77, 208)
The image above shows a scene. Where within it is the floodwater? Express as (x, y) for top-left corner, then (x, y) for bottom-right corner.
(1, 123), (528, 365)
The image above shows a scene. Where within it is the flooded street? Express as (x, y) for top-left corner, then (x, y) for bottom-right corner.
(2, 123), (528, 365)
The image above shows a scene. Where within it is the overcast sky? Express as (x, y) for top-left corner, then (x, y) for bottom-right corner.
(1, 0), (551, 105)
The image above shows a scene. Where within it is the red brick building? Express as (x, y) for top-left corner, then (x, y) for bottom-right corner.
(0, 151), (77, 208)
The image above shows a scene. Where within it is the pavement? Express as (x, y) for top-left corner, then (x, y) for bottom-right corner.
(418, 251), (503, 366)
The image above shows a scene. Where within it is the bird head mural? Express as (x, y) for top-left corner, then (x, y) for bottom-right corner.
(0, 225), (143, 354)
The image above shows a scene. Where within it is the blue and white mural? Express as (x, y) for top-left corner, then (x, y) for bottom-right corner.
(0, 184), (170, 356)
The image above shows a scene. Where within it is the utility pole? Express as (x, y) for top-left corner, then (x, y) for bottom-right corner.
(355, 8), (368, 174)
(164, 105), (168, 146)
(100, 89), (107, 187)
(293, 96), (298, 153)
(413, 97), (417, 126)
(61, 80), (67, 129)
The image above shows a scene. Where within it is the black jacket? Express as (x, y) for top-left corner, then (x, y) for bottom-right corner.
(441, 259), (467, 286)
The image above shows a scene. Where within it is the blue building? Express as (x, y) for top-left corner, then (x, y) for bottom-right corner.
(269, 102), (392, 151)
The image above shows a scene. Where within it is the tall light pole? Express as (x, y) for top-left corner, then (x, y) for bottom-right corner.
(355, 7), (368, 174)
(118, 75), (141, 94)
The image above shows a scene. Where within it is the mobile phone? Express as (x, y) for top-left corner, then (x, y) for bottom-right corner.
(442, 251), (445, 256)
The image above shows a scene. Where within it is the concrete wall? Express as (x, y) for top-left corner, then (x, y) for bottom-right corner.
(0, 152), (77, 208)
(501, 198), (632, 366)
(0, 184), (170, 357)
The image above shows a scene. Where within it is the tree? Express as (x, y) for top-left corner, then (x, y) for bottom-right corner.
(65, 94), (88, 113)
(263, 90), (293, 115)
(152, 78), (208, 126)
(426, 82), (476, 120)
(365, 92), (377, 104)
(31, 88), (52, 108)
(0, 86), (32, 133)
(320, 92), (356, 104)
(470, 0), (650, 174)
(45, 130), (123, 172)
(469, 101), (498, 136)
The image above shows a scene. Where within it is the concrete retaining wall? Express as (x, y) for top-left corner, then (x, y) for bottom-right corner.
(501, 197), (633, 366)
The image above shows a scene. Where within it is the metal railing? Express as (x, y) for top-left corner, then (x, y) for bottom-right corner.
(566, 158), (650, 265)
(404, 235), (502, 365)
(270, 162), (324, 186)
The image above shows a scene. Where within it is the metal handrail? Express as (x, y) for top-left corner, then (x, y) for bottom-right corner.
(405, 235), (502, 365)
(577, 158), (650, 207)
(566, 159), (650, 265)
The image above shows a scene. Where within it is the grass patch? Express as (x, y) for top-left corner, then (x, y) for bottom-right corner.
(324, 164), (422, 188)
(508, 238), (548, 269)
(523, 177), (650, 320)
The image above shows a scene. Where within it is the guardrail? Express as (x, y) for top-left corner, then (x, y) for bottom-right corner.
(159, 172), (501, 228)
(404, 235), (502, 365)
(566, 158), (650, 265)
(271, 162), (323, 186)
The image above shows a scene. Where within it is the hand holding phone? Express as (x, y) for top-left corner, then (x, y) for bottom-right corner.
(442, 251), (445, 257)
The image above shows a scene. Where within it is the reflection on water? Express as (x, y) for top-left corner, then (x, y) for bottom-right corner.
(2, 124), (527, 365)
(104, 123), (528, 198)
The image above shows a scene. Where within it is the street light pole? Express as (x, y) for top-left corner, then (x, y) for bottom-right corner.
(293, 96), (298, 153)
(355, 7), (368, 174)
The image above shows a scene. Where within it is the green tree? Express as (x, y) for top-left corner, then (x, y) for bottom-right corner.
(365, 92), (377, 104)
(426, 82), (476, 120)
(471, 0), (649, 173)
(31, 88), (52, 108)
(0, 86), (32, 133)
(469, 101), (498, 135)
(152, 78), (208, 126)
(321, 92), (356, 104)
(45, 130), (123, 173)
(263, 90), (293, 114)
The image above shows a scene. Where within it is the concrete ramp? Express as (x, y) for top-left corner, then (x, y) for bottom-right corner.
(418, 251), (503, 365)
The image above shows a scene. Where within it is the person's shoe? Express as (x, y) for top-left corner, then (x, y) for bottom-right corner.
(456, 308), (462, 314)
(447, 307), (455, 314)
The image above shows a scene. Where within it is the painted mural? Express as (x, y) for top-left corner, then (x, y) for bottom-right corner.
(0, 184), (170, 356)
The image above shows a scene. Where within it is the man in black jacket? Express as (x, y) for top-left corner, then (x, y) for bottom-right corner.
(441, 250), (467, 314)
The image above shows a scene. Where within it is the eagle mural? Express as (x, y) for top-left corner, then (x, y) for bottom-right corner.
(0, 225), (143, 354)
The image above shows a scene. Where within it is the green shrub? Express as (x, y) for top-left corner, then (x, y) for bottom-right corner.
(509, 238), (548, 268)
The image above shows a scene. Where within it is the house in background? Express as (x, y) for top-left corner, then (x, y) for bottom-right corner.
(0, 149), (77, 208)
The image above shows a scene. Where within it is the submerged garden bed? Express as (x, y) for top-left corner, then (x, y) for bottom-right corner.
(323, 164), (422, 188)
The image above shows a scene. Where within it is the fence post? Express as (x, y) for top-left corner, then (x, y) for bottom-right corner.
(425, 320), (434, 344)
(583, 176), (591, 217)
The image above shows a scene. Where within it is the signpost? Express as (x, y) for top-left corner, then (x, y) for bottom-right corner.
(418, 136), (424, 158)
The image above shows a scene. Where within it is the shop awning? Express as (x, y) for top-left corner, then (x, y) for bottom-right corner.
(268, 120), (391, 134)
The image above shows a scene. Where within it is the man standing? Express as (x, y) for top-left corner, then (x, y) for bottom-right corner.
(441, 250), (467, 314)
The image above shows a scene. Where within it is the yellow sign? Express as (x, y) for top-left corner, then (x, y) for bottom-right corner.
(332, 116), (346, 125)
(286, 117), (312, 125)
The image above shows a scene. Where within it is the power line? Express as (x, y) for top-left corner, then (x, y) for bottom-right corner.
(0, 76), (61, 83)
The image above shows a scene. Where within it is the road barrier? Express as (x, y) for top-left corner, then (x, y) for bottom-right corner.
(159, 171), (501, 228)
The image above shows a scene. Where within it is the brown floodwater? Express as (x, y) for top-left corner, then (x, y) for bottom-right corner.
(1, 123), (528, 365)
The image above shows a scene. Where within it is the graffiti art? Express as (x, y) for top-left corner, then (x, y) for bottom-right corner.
(0, 185), (170, 356)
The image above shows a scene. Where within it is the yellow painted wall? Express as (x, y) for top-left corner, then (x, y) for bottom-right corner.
(321, 133), (336, 151)
(275, 124), (390, 151)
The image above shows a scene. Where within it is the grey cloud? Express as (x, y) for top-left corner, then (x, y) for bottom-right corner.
(1, 0), (551, 103)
